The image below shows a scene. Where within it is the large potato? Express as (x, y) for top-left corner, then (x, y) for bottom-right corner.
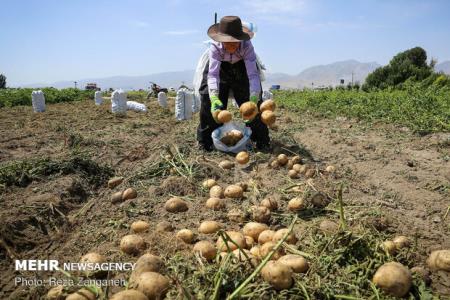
(194, 240), (217, 261)
(79, 252), (106, 277)
(205, 197), (226, 210)
(260, 242), (284, 260)
(136, 272), (170, 300)
(236, 151), (250, 165)
(278, 254), (309, 273)
(202, 179), (217, 189)
(260, 197), (278, 211)
(427, 250), (450, 271)
(224, 185), (244, 198)
(288, 197), (306, 211)
(130, 254), (164, 284)
(227, 208), (247, 223)
(210, 185), (224, 198)
(122, 188), (138, 201)
(240, 102), (258, 120)
(164, 197), (188, 213)
(261, 261), (293, 290)
(277, 154), (288, 166)
(110, 289), (148, 300)
(393, 236), (410, 250)
(258, 230), (276, 244)
(251, 206), (271, 223)
(219, 160), (234, 170)
(319, 220), (339, 235)
(261, 111), (276, 126)
(176, 229), (195, 244)
(272, 229), (297, 245)
(198, 221), (221, 234)
(260, 99), (276, 112)
(108, 177), (124, 189)
(217, 110), (232, 123)
(242, 222), (269, 240)
(372, 262), (412, 298)
(216, 231), (247, 252)
(131, 221), (150, 233)
(120, 235), (145, 255)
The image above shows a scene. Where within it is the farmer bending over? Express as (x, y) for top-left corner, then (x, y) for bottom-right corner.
(197, 16), (270, 152)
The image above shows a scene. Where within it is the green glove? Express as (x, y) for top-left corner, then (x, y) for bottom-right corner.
(210, 95), (223, 113)
(250, 94), (259, 104)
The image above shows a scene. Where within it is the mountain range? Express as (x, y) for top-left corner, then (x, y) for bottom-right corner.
(20, 60), (450, 90)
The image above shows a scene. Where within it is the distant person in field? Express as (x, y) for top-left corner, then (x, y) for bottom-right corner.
(197, 16), (270, 152)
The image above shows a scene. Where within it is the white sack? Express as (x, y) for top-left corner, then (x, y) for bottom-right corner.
(175, 89), (193, 120)
(126, 101), (147, 112)
(111, 89), (127, 116)
(31, 90), (46, 113)
(157, 91), (167, 108)
(94, 91), (103, 106)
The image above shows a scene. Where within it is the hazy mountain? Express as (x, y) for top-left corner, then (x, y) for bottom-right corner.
(22, 70), (195, 90)
(272, 60), (381, 89)
(435, 61), (450, 74)
(20, 60), (381, 91)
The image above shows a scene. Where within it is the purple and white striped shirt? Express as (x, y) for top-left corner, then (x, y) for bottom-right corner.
(207, 40), (261, 97)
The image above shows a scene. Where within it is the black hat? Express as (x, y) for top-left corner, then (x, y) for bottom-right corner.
(207, 16), (254, 42)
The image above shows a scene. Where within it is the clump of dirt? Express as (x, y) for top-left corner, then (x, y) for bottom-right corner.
(155, 176), (197, 196)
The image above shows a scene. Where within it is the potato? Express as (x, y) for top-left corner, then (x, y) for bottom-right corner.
(131, 221), (150, 233)
(240, 102), (258, 120)
(47, 286), (64, 300)
(227, 208), (247, 223)
(221, 130), (243, 146)
(293, 164), (307, 174)
(130, 254), (164, 284)
(372, 262), (412, 297)
(164, 197), (188, 213)
(108, 177), (124, 189)
(245, 236), (255, 248)
(198, 221), (221, 234)
(277, 154), (289, 166)
(66, 289), (96, 300)
(381, 241), (397, 255)
(287, 159), (294, 170)
(291, 156), (301, 165)
(219, 160), (234, 170)
(258, 230), (276, 244)
(325, 165), (336, 173)
(427, 250), (450, 271)
(272, 229), (297, 245)
(193, 240), (217, 261)
(176, 229), (195, 244)
(260, 99), (276, 112)
(110, 289), (148, 300)
(261, 261), (293, 290)
(278, 254), (309, 273)
(210, 185), (224, 198)
(212, 110), (221, 122)
(216, 231), (247, 252)
(251, 206), (271, 223)
(120, 234), (145, 255)
(410, 266), (431, 285)
(122, 188), (138, 201)
(319, 220), (339, 235)
(270, 160), (280, 169)
(80, 252), (106, 277)
(288, 197), (306, 211)
(305, 169), (315, 178)
(156, 221), (173, 232)
(202, 179), (217, 189)
(261, 111), (276, 126)
(205, 197), (226, 210)
(236, 151), (250, 164)
(224, 184), (244, 198)
(393, 236), (410, 250)
(217, 110), (232, 123)
(232, 248), (254, 261)
(136, 272), (170, 300)
(243, 222), (269, 240)
(288, 170), (299, 179)
(111, 191), (124, 204)
(260, 197), (278, 211)
(310, 192), (329, 208)
(260, 242), (285, 260)
(250, 246), (261, 258)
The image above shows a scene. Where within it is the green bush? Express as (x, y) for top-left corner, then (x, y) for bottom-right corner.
(275, 84), (450, 133)
(0, 87), (95, 108)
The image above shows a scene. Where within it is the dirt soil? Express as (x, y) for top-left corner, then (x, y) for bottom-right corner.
(0, 98), (449, 299)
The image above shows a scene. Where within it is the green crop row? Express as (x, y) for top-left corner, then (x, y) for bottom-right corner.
(275, 85), (450, 133)
(0, 87), (95, 108)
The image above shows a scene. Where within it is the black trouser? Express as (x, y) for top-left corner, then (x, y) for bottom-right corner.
(197, 60), (270, 148)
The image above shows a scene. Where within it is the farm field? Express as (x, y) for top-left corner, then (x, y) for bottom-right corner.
(0, 94), (449, 299)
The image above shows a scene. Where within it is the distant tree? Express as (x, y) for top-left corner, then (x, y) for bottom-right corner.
(0, 74), (6, 89)
(364, 47), (433, 90)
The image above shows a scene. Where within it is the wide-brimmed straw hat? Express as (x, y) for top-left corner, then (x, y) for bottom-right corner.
(207, 16), (254, 42)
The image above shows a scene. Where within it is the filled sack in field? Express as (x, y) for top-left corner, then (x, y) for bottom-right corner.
(126, 101), (147, 112)
(31, 90), (46, 112)
(111, 89), (127, 116)
(94, 91), (103, 106)
(175, 89), (193, 120)
(158, 91), (167, 108)
(212, 122), (252, 153)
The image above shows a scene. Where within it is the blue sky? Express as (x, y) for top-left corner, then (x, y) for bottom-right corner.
(1, 0), (449, 86)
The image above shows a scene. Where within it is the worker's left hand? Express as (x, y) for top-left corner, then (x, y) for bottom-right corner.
(250, 94), (259, 105)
